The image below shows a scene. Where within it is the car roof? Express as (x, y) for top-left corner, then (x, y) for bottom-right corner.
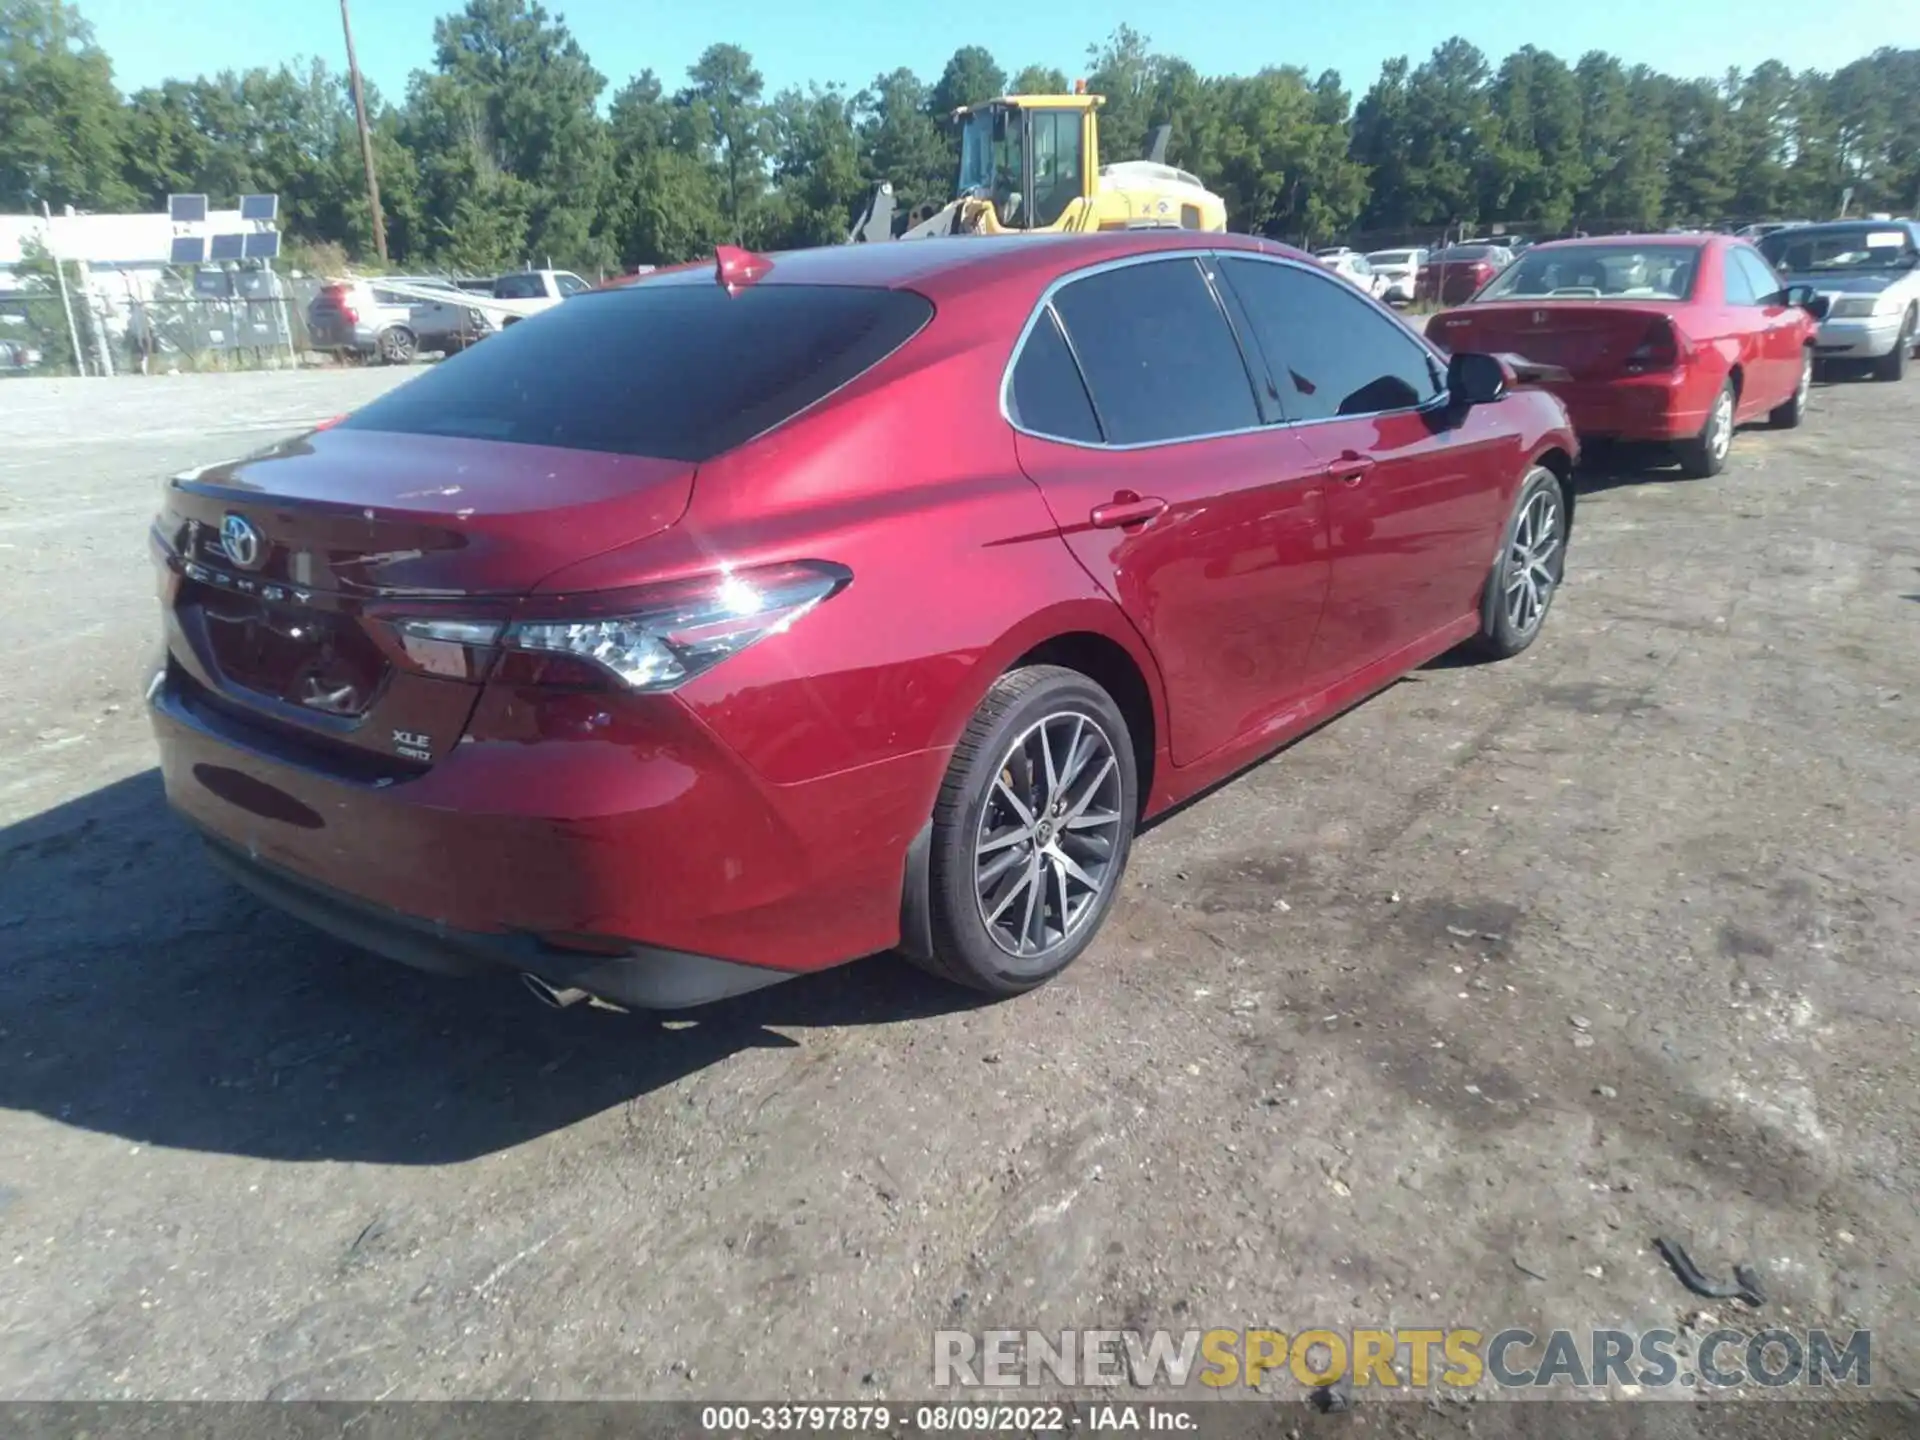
(1764, 219), (1915, 235)
(615, 232), (1311, 298)
(1528, 233), (1716, 251)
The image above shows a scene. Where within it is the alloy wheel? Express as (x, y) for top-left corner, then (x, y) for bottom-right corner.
(973, 711), (1125, 965)
(1707, 388), (1734, 463)
(1504, 486), (1561, 636)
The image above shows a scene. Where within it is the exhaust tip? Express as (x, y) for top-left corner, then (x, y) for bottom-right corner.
(520, 973), (589, 1010)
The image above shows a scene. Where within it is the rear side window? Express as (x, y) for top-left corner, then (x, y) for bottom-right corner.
(340, 283), (934, 462)
(1221, 257), (1441, 423)
(1049, 258), (1260, 445)
(1009, 308), (1101, 444)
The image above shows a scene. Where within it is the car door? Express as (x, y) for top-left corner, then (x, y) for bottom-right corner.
(1717, 244), (1787, 413)
(1009, 254), (1335, 767)
(1732, 245), (1806, 405)
(1216, 254), (1521, 676)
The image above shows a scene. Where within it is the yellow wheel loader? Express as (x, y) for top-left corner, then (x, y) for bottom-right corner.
(849, 92), (1228, 242)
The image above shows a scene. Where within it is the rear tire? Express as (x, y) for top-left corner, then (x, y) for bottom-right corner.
(914, 666), (1138, 996)
(1770, 348), (1813, 428)
(1676, 380), (1735, 478)
(1470, 466), (1567, 661)
(376, 325), (417, 366)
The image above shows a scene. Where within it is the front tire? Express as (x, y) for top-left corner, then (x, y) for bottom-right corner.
(1872, 312), (1913, 381)
(1470, 466), (1567, 661)
(1677, 380), (1735, 477)
(916, 666), (1138, 996)
(1770, 348), (1813, 428)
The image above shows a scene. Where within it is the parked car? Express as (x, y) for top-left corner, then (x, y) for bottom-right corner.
(1366, 248), (1428, 303)
(453, 276), (499, 294)
(1416, 245), (1514, 305)
(306, 277), (495, 363)
(0, 336), (42, 373)
(490, 269), (594, 323)
(149, 233), (1576, 1011)
(1318, 250), (1392, 299)
(1427, 233), (1824, 476)
(1757, 220), (1920, 381)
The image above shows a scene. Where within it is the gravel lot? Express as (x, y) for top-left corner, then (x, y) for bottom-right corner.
(0, 365), (1916, 1425)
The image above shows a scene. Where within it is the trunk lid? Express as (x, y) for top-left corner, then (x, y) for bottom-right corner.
(157, 427), (694, 769)
(1428, 301), (1681, 379)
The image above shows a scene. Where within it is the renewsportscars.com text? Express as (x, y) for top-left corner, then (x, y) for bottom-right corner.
(933, 1327), (1872, 1391)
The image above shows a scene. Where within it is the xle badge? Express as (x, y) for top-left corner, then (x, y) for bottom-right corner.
(392, 730), (432, 761)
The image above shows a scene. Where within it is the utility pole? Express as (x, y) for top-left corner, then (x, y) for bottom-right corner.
(339, 0), (388, 262)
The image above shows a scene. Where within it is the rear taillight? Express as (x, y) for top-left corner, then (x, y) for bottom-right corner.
(320, 284), (359, 324)
(1623, 320), (1686, 374)
(389, 560), (851, 694)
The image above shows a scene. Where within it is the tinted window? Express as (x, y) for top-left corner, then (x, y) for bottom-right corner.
(1734, 247), (1782, 302)
(493, 273), (546, 299)
(1221, 257), (1441, 423)
(1010, 307), (1101, 443)
(1050, 258), (1259, 444)
(341, 283), (933, 463)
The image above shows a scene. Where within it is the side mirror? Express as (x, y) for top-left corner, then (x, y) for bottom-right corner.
(1447, 351), (1507, 407)
(1784, 283), (1829, 321)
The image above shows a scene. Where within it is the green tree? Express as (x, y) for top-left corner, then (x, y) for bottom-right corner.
(857, 67), (952, 221)
(410, 0), (613, 268)
(759, 84), (864, 248)
(928, 45), (1005, 116)
(1008, 65), (1069, 96)
(0, 0), (133, 210)
(682, 43), (769, 243)
(1667, 76), (1739, 221)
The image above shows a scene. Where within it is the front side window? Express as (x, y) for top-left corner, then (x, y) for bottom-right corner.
(557, 273), (591, 296)
(1048, 258), (1260, 445)
(1723, 252), (1760, 306)
(1733, 247), (1784, 303)
(1220, 257), (1442, 423)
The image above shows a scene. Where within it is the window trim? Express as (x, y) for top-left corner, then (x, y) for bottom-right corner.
(999, 248), (1453, 452)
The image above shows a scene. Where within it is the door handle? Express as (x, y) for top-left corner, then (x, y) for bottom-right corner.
(1325, 452), (1377, 486)
(1090, 495), (1169, 529)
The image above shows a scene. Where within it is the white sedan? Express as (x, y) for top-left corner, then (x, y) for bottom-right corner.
(1317, 250), (1393, 300)
(1365, 248), (1427, 303)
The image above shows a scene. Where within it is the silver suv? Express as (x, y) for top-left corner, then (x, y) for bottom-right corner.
(305, 277), (494, 364)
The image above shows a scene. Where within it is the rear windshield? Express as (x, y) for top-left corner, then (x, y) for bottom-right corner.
(339, 282), (934, 463)
(1433, 246), (1494, 261)
(1477, 244), (1701, 301)
(1369, 251), (1413, 265)
(492, 273), (548, 299)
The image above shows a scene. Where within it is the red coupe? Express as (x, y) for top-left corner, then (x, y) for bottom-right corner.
(1428, 234), (1827, 476)
(149, 232), (1576, 1011)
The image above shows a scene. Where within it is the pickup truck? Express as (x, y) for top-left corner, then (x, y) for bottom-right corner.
(490, 270), (594, 323)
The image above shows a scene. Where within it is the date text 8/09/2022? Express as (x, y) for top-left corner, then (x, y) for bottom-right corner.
(700, 1405), (1091, 1433)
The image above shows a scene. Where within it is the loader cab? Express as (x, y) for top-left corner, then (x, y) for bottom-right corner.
(954, 97), (1099, 232)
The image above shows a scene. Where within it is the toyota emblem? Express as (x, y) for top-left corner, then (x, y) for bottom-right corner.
(220, 513), (265, 570)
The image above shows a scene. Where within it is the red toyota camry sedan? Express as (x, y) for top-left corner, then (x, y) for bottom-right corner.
(1428, 233), (1827, 477)
(149, 232), (1576, 1010)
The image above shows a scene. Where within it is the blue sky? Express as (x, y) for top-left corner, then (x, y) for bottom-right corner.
(80, 0), (1920, 105)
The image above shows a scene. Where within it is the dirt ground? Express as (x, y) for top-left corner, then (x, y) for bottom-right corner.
(0, 365), (1916, 1425)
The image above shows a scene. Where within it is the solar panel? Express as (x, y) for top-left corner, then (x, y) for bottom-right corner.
(168, 193), (208, 224)
(170, 235), (207, 264)
(209, 233), (246, 261)
(242, 231), (281, 259)
(239, 194), (279, 222)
